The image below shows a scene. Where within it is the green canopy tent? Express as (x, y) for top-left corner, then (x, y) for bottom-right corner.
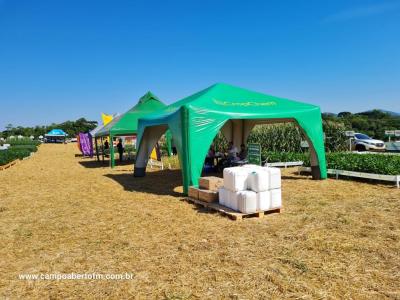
(134, 83), (327, 194)
(94, 92), (171, 167)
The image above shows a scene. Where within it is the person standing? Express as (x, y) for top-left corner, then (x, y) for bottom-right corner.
(104, 140), (110, 157)
(104, 140), (109, 150)
(205, 144), (216, 166)
(117, 138), (124, 162)
(239, 144), (247, 160)
(227, 141), (239, 161)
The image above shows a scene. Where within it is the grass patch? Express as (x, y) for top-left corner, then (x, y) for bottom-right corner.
(263, 151), (400, 175)
(0, 144), (399, 299)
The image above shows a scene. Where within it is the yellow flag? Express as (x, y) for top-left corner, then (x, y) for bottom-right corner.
(150, 147), (158, 160)
(101, 113), (113, 125)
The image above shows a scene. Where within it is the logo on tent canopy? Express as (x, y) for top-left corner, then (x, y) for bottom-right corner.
(213, 99), (277, 107)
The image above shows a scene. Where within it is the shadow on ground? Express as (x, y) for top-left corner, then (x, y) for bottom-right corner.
(78, 159), (134, 168)
(180, 200), (221, 216)
(200, 170), (223, 178)
(105, 169), (183, 197)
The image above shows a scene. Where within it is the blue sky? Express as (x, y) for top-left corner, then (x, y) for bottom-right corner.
(0, 0), (399, 129)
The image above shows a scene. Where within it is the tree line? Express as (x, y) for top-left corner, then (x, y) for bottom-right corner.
(322, 109), (400, 140)
(1, 118), (98, 139)
(1, 109), (399, 143)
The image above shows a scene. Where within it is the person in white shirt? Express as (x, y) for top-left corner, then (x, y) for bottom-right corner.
(227, 141), (239, 161)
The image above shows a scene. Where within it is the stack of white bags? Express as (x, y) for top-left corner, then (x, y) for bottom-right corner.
(219, 165), (282, 213)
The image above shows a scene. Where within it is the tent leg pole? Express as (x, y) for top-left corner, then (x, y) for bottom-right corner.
(101, 137), (104, 163)
(95, 137), (100, 161)
(241, 119), (245, 144)
(110, 135), (115, 168)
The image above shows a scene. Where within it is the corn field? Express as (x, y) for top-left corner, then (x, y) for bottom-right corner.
(157, 121), (349, 157)
(247, 123), (304, 153)
(212, 122), (348, 153)
(322, 120), (348, 152)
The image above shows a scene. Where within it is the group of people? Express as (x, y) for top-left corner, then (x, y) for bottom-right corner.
(205, 141), (247, 171)
(102, 138), (125, 162)
(103, 138), (248, 169)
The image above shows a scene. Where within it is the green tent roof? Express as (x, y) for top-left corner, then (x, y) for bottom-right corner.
(95, 91), (166, 137)
(135, 83), (327, 194)
(140, 83), (319, 122)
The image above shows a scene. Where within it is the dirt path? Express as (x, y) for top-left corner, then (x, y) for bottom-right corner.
(0, 144), (399, 299)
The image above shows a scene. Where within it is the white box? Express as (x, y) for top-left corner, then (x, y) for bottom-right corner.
(268, 167), (281, 189)
(270, 188), (282, 209)
(248, 169), (270, 192)
(223, 167), (249, 192)
(242, 164), (263, 172)
(256, 190), (271, 211)
(229, 191), (240, 211)
(236, 190), (257, 213)
(218, 187), (229, 206)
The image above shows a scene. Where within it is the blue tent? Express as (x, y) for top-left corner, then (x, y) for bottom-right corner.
(46, 129), (68, 136)
(45, 129), (68, 143)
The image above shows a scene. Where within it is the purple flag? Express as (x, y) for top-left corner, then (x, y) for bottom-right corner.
(79, 133), (93, 157)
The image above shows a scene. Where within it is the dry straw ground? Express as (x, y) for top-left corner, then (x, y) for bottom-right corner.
(0, 144), (399, 299)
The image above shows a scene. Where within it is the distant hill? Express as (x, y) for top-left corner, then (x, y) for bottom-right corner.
(323, 109), (399, 117)
(363, 109), (400, 117)
(378, 110), (400, 117)
(322, 112), (337, 117)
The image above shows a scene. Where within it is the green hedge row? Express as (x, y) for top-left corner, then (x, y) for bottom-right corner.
(1, 138), (40, 146)
(263, 151), (400, 175)
(9, 145), (38, 152)
(0, 148), (32, 165)
(0, 141), (39, 165)
(326, 152), (400, 176)
(124, 145), (136, 152)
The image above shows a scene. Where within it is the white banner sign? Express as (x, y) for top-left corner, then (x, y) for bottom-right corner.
(385, 130), (395, 136)
(345, 131), (355, 137)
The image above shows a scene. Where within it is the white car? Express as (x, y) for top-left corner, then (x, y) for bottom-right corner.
(353, 133), (386, 152)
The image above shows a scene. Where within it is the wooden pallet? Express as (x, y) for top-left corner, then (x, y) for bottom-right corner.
(185, 197), (281, 221)
(0, 160), (18, 171)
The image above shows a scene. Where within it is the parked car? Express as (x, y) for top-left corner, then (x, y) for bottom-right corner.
(352, 133), (386, 152)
